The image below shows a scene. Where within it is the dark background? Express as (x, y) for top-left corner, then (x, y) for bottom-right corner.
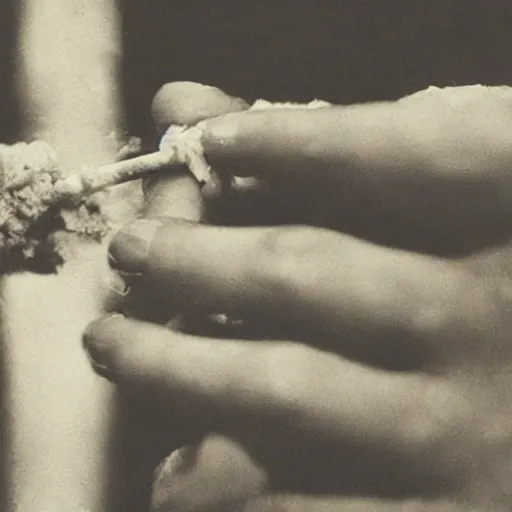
(2, 1), (512, 141)
(120, 0), (512, 139)
(0, 0), (20, 142)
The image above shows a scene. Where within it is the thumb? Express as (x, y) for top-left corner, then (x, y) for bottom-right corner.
(151, 81), (248, 134)
(151, 434), (267, 512)
(243, 496), (463, 512)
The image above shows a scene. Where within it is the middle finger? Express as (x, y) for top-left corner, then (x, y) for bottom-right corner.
(109, 219), (479, 364)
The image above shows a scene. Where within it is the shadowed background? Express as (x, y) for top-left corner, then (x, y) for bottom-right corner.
(3, 1), (512, 139)
(120, 1), (512, 138)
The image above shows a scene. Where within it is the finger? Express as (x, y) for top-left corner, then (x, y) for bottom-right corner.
(122, 82), (251, 320)
(109, 219), (476, 362)
(145, 81), (248, 220)
(151, 81), (284, 228)
(243, 496), (460, 512)
(152, 443), (452, 512)
(151, 81), (248, 134)
(82, 314), (468, 482)
(145, 81), (253, 221)
(151, 81), (314, 230)
(150, 83), (345, 233)
(151, 435), (267, 512)
(146, 81), (249, 220)
(201, 86), (512, 235)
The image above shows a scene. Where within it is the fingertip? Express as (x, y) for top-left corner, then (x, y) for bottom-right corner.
(108, 218), (164, 276)
(82, 313), (128, 378)
(151, 436), (267, 512)
(83, 313), (127, 348)
(200, 111), (269, 177)
(199, 112), (244, 151)
(151, 81), (249, 131)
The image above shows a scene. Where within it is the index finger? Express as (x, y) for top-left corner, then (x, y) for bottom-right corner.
(202, 86), (512, 232)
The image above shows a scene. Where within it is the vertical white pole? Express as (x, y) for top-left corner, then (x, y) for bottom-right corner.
(4, 1), (126, 510)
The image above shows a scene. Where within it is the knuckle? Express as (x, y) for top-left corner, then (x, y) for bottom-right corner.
(257, 225), (324, 257)
(252, 225), (330, 290)
(410, 262), (471, 342)
(246, 343), (317, 415)
(402, 383), (470, 464)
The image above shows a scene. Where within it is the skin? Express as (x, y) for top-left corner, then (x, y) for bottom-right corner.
(84, 83), (512, 511)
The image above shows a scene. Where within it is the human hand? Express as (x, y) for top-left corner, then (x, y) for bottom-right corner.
(212, 85), (512, 254)
(84, 84), (512, 511)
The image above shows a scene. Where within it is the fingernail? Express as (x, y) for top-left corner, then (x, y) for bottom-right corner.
(151, 446), (201, 511)
(82, 313), (125, 379)
(108, 219), (162, 275)
(106, 271), (131, 297)
(199, 115), (240, 150)
(154, 446), (199, 482)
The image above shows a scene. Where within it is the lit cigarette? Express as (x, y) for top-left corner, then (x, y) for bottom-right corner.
(54, 124), (221, 201)
(55, 151), (176, 199)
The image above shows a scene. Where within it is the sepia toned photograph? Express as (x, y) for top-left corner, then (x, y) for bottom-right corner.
(2, 2), (512, 511)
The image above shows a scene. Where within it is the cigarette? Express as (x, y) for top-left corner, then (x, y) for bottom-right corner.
(54, 124), (220, 201)
(52, 98), (335, 203)
(0, 98), (329, 274)
(55, 151), (175, 198)
(0, 126), (216, 274)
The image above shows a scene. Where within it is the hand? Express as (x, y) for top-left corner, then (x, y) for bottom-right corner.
(202, 84), (512, 255)
(84, 84), (512, 511)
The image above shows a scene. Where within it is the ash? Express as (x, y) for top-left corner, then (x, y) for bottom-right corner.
(0, 141), (109, 274)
